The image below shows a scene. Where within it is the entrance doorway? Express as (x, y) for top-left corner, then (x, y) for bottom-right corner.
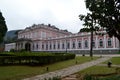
(25, 43), (31, 51)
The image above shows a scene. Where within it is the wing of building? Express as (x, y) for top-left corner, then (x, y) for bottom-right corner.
(5, 24), (120, 54)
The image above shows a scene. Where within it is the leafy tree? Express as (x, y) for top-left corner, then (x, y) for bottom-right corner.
(79, 13), (98, 57)
(0, 11), (7, 43)
(82, 0), (120, 41)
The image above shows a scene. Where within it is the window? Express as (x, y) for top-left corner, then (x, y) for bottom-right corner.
(85, 40), (88, 48)
(46, 44), (48, 50)
(58, 43), (60, 49)
(33, 44), (34, 50)
(67, 42), (70, 49)
(49, 43), (52, 49)
(36, 44), (38, 49)
(92, 40), (95, 47)
(99, 39), (103, 47)
(62, 43), (64, 49)
(108, 38), (112, 47)
(42, 44), (44, 49)
(41, 31), (46, 38)
(78, 41), (81, 48)
(53, 44), (56, 49)
(72, 41), (75, 49)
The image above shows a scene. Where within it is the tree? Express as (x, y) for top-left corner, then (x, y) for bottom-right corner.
(83, 0), (120, 41)
(0, 11), (7, 43)
(79, 12), (99, 58)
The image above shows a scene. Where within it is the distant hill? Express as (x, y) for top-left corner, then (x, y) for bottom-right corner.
(4, 30), (22, 43)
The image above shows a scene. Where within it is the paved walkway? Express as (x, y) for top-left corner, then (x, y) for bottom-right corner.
(23, 57), (111, 80)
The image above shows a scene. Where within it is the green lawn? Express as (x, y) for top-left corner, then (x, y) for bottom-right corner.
(103, 57), (120, 65)
(0, 56), (98, 80)
(79, 66), (116, 75)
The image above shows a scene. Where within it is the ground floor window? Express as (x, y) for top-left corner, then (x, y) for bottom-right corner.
(78, 41), (81, 48)
(62, 43), (64, 49)
(85, 40), (88, 48)
(108, 38), (112, 47)
(99, 39), (103, 47)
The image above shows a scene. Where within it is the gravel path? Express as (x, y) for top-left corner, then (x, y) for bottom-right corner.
(23, 57), (111, 80)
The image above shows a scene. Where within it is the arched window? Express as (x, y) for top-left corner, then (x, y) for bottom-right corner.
(85, 40), (88, 48)
(108, 38), (112, 47)
(72, 41), (75, 49)
(78, 41), (81, 48)
(99, 39), (103, 47)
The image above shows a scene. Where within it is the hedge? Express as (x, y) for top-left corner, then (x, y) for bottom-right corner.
(0, 52), (75, 66)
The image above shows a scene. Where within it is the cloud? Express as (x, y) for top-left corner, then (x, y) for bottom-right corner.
(0, 0), (87, 33)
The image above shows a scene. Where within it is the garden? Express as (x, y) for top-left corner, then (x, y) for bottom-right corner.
(0, 52), (75, 66)
(0, 52), (98, 80)
(77, 57), (120, 80)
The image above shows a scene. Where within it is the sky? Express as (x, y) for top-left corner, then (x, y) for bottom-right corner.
(0, 0), (88, 33)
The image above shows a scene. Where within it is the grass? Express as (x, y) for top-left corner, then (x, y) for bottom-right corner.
(79, 66), (116, 75)
(78, 66), (120, 80)
(103, 57), (120, 65)
(0, 56), (98, 80)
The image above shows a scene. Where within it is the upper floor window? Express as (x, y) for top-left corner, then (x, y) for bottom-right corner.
(99, 39), (103, 47)
(41, 31), (46, 38)
(108, 38), (112, 47)
(85, 40), (88, 48)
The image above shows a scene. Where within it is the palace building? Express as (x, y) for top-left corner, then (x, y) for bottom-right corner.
(5, 24), (120, 54)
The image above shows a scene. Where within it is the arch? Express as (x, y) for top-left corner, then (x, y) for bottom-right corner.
(25, 42), (31, 51)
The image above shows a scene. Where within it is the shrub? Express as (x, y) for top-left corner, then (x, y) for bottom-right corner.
(10, 49), (15, 52)
(0, 52), (75, 66)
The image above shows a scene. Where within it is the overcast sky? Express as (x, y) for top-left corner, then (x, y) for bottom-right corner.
(0, 0), (88, 33)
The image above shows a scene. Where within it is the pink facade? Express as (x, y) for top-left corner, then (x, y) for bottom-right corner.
(9, 24), (119, 53)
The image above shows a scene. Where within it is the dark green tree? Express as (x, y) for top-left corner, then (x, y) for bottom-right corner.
(79, 12), (99, 58)
(83, 0), (120, 41)
(0, 11), (7, 43)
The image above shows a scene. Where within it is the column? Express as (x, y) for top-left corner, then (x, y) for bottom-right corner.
(75, 38), (78, 49)
(113, 37), (115, 48)
(70, 39), (72, 50)
(82, 37), (84, 49)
